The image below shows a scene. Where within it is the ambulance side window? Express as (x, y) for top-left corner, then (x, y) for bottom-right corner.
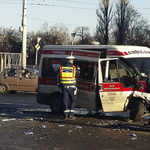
(74, 60), (96, 82)
(108, 60), (119, 82)
(41, 58), (56, 77)
(118, 60), (135, 87)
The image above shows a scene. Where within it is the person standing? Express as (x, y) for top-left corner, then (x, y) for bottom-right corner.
(56, 55), (79, 119)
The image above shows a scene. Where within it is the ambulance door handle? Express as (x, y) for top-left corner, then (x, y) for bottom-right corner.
(99, 85), (103, 91)
(91, 85), (95, 91)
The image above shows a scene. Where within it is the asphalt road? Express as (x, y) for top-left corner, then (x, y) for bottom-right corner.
(0, 92), (150, 150)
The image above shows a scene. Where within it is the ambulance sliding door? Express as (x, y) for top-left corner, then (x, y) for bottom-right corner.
(75, 60), (97, 110)
(98, 58), (135, 112)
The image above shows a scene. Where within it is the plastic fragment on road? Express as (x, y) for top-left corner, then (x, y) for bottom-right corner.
(130, 133), (137, 137)
(40, 125), (46, 128)
(26, 118), (33, 121)
(76, 126), (82, 129)
(2, 118), (16, 121)
(97, 123), (106, 126)
(130, 133), (137, 140)
(131, 137), (138, 140)
(24, 132), (34, 135)
(58, 124), (65, 127)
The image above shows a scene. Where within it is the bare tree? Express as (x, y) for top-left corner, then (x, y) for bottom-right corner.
(38, 23), (70, 46)
(113, 0), (132, 45)
(31, 23), (71, 65)
(126, 9), (150, 46)
(95, 0), (113, 45)
(0, 27), (22, 53)
(74, 26), (91, 44)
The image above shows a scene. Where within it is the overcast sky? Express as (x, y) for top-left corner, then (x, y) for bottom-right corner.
(0, 0), (150, 34)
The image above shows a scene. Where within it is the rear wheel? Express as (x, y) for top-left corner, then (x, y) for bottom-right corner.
(50, 94), (63, 114)
(130, 101), (145, 121)
(0, 84), (8, 94)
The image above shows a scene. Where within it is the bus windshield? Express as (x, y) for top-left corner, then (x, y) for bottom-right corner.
(127, 58), (150, 78)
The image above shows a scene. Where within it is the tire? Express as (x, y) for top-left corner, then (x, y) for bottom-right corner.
(130, 101), (144, 121)
(9, 91), (17, 94)
(0, 84), (8, 94)
(50, 94), (63, 114)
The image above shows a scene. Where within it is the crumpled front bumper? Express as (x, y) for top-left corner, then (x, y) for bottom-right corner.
(132, 91), (150, 104)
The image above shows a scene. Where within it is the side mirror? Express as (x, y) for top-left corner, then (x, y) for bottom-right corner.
(135, 75), (143, 88)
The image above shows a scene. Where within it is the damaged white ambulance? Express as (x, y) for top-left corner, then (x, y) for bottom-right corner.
(37, 45), (150, 121)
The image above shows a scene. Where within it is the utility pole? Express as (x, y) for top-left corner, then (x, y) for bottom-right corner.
(20, 0), (27, 68)
(71, 33), (76, 45)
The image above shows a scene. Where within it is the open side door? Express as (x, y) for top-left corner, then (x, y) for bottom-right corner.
(98, 58), (135, 112)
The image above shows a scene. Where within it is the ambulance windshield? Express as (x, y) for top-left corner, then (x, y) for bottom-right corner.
(127, 58), (150, 78)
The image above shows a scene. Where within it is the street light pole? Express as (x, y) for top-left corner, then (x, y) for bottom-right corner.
(21, 0), (27, 68)
(71, 33), (76, 45)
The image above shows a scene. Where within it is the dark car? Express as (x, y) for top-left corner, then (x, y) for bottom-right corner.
(0, 68), (38, 94)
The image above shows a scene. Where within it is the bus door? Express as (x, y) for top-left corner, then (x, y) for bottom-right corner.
(98, 58), (135, 112)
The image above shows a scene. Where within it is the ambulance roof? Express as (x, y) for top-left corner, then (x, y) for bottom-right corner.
(43, 45), (150, 51)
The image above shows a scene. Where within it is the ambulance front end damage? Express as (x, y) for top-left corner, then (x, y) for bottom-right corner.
(98, 58), (150, 122)
(127, 91), (150, 121)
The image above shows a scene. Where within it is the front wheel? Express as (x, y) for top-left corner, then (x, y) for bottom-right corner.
(0, 84), (8, 94)
(50, 94), (63, 114)
(130, 101), (144, 121)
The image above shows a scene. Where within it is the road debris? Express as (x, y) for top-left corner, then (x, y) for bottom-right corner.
(26, 118), (33, 121)
(76, 126), (82, 129)
(58, 124), (65, 127)
(24, 132), (34, 135)
(130, 133), (137, 140)
(40, 125), (46, 128)
(2, 118), (16, 121)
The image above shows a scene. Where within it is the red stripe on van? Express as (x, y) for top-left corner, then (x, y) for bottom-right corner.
(100, 83), (133, 92)
(38, 77), (56, 85)
(73, 51), (100, 58)
(107, 51), (125, 56)
(42, 50), (71, 55)
(42, 50), (100, 58)
(100, 83), (145, 92)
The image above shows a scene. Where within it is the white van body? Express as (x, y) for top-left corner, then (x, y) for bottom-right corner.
(37, 45), (150, 121)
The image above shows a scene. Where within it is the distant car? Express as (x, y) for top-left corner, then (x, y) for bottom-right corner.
(0, 68), (38, 94)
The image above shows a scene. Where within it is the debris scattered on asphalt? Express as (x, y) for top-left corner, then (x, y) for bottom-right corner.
(130, 133), (137, 137)
(26, 118), (33, 121)
(76, 126), (82, 129)
(131, 137), (138, 140)
(2, 118), (16, 121)
(106, 130), (111, 132)
(97, 123), (106, 126)
(58, 124), (65, 127)
(39, 137), (46, 140)
(40, 125), (46, 128)
(24, 132), (34, 135)
(130, 133), (137, 140)
(68, 130), (73, 134)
